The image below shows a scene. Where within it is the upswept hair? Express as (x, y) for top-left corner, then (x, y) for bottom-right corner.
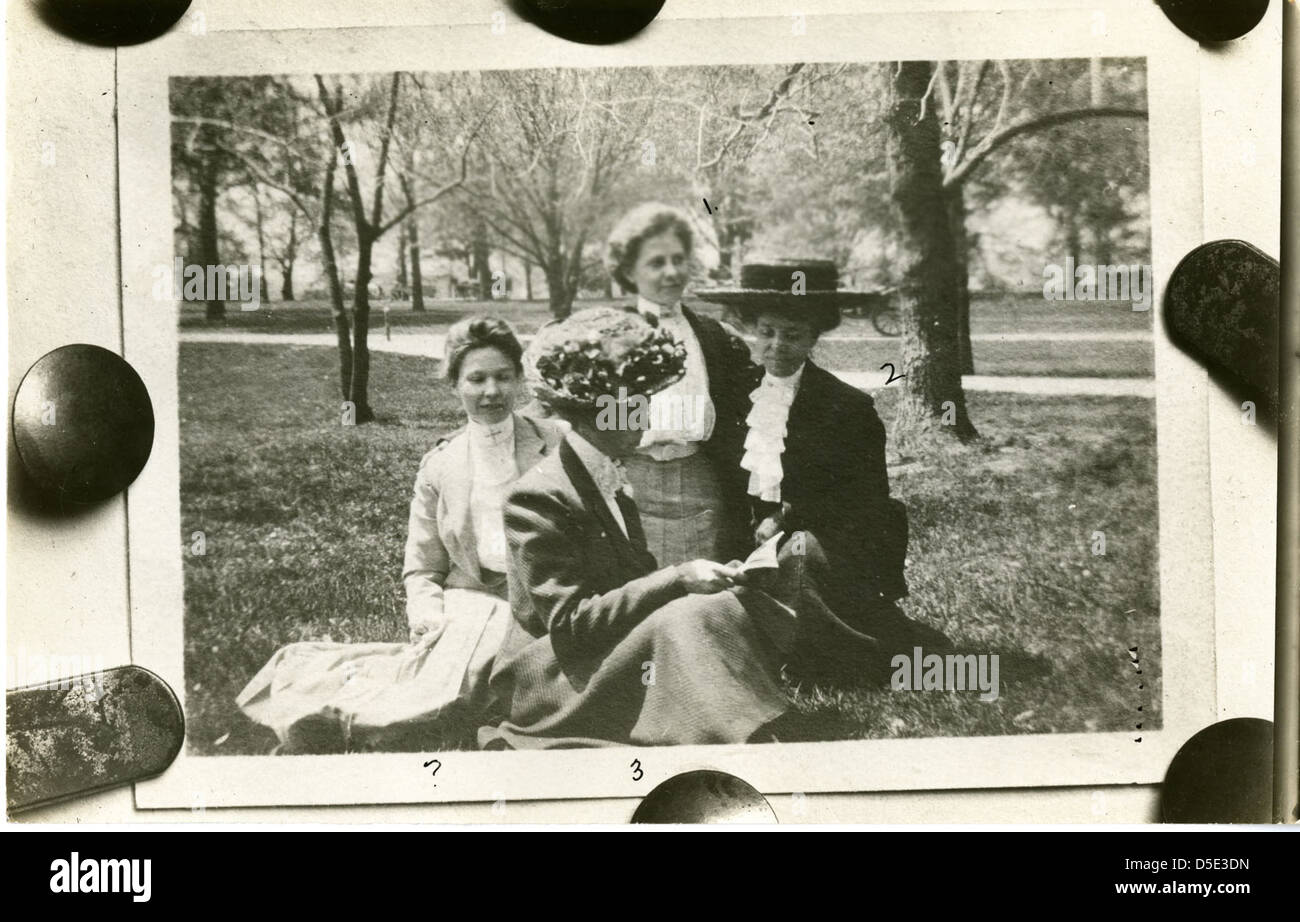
(443, 315), (525, 382)
(604, 202), (694, 294)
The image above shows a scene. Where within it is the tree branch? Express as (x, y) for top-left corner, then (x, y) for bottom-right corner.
(369, 72), (402, 231)
(944, 107), (1148, 188)
(315, 75), (370, 239)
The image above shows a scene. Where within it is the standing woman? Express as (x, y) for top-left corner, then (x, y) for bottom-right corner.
(238, 317), (565, 751)
(604, 202), (755, 566)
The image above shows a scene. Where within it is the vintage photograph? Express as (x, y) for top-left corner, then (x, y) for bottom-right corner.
(164, 54), (1160, 758)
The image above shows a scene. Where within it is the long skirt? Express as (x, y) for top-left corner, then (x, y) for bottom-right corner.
(477, 589), (793, 750)
(621, 451), (725, 567)
(237, 587), (512, 752)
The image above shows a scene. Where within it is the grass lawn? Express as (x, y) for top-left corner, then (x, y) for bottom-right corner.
(180, 341), (1160, 754)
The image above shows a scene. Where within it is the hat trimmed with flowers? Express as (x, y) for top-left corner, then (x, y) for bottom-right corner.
(525, 307), (688, 411)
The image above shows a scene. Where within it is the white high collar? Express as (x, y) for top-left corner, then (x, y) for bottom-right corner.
(467, 413), (514, 446)
(761, 362), (806, 391)
(637, 296), (684, 321)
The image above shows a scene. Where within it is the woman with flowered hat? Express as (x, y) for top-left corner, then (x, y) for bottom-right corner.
(479, 307), (797, 749)
(602, 203), (756, 567)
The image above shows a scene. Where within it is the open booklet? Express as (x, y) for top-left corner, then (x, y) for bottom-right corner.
(737, 531), (784, 576)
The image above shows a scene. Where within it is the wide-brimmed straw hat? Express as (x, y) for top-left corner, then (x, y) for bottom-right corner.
(694, 259), (874, 333)
(525, 307), (688, 412)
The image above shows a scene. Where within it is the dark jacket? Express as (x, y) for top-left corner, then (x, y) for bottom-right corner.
(729, 359), (909, 611)
(480, 438), (788, 748)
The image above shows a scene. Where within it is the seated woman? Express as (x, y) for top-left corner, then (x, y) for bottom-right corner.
(237, 317), (565, 752)
(697, 260), (951, 685)
(479, 308), (798, 749)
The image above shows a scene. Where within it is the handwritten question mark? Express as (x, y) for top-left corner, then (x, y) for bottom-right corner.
(424, 758), (442, 781)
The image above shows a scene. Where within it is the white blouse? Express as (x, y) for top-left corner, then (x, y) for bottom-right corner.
(567, 431), (633, 539)
(740, 363), (805, 503)
(635, 297), (716, 461)
(467, 415), (519, 572)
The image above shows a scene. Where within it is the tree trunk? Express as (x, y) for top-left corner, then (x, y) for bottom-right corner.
(545, 264), (573, 319)
(524, 258), (533, 300)
(197, 158), (223, 320)
(472, 220), (492, 299)
(1087, 58), (1110, 266)
(888, 60), (977, 442)
(396, 221), (409, 292)
(946, 186), (975, 376)
(252, 185), (270, 304)
(408, 226), (425, 312)
(350, 234), (376, 423)
(319, 164), (352, 402)
(280, 216), (298, 301)
(280, 263), (295, 302)
(1063, 204), (1082, 264)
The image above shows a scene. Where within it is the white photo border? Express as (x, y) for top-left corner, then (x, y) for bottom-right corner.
(118, 5), (1213, 808)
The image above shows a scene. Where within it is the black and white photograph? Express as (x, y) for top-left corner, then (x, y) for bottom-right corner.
(109, 8), (1223, 806)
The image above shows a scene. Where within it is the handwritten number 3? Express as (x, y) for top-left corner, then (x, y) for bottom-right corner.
(631, 759), (643, 781)
(881, 362), (905, 384)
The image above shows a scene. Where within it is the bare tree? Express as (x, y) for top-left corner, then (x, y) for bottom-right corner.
(882, 59), (1149, 441)
(935, 58), (1148, 377)
(314, 72), (479, 420)
(457, 68), (650, 318)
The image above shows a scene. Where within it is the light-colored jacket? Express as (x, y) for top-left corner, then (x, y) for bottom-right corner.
(402, 413), (566, 636)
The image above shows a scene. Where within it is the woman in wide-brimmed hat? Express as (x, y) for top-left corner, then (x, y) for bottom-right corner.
(602, 203), (756, 568)
(481, 307), (800, 748)
(697, 259), (951, 685)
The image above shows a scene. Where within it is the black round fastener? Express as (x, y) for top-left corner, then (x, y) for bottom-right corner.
(631, 769), (777, 824)
(37, 0), (193, 47)
(1161, 717), (1275, 823)
(11, 344), (155, 509)
(513, 0), (666, 45)
(1156, 0), (1270, 44)
(1164, 239), (1280, 416)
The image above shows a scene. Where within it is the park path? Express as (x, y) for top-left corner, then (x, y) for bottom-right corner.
(179, 330), (1154, 398)
(820, 330), (1150, 343)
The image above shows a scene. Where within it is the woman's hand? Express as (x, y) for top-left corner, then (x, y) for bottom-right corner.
(674, 559), (741, 594)
(753, 502), (793, 547)
(408, 618), (442, 646)
(753, 513), (784, 547)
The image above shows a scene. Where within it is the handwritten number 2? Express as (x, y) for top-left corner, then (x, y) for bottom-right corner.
(881, 362), (905, 384)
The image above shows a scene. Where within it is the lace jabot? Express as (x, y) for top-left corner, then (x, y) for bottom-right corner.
(740, 364), (805, 502)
